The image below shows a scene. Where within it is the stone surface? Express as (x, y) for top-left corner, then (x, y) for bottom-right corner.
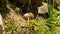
(7, 3), (27, 27)
(0, 13), (4, 34)
(23, 12), (34, 20)
(38, 2), (48, 14)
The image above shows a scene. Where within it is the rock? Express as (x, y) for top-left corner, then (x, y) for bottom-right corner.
(7, 3), (27, 27)
(23, 12), (34, 20)
(0, 13), (4, 34)
(38, 2), (48, 14)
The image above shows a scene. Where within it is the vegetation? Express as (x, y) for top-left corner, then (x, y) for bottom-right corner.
(0, 0), (60, 34)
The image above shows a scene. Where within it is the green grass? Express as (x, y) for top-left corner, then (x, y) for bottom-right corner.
(4, 0), (60, 34)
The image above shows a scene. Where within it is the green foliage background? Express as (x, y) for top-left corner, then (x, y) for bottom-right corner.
(0, 0), (60, 34)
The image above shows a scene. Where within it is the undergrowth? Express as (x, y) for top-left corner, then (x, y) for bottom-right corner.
(4, 0), (60, 34)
